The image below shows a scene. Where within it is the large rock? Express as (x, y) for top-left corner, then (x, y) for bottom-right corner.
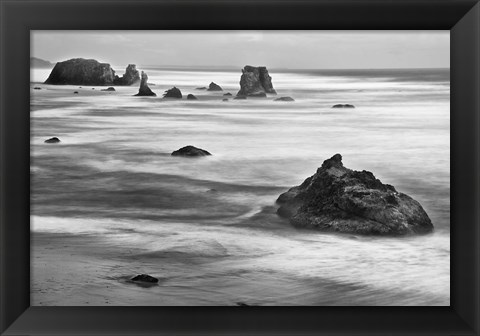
(276, 154), (433, 236)
(45, 58), (140, 86)
(134, 71), (156, 96)
(45, 58), (116, 85)
(113, 64), (140, 85)
(171, 145), (211, 157)
(237, 65), (276, 97)
(163, 87), (182, 98)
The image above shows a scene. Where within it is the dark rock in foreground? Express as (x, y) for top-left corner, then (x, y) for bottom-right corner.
(187, 94), (198, 100)
(274, 96), (295, 102)
(332, 104), (355, 108)
(134, 71), (156, 96)
(171, 145), (212, 157)
(101, 87), (116, 92)
(44, 137), (60, 143)
(276, 154), (433, 236)
(237, 65), (276, 97)
(131, 274), (158, 283)
(163, 87), (182, 98)
(44, 58), (140, 86)
(113, 64), (140, 86)
(207, 82), (222, 91)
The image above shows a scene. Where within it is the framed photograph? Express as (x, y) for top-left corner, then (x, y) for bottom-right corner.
(1, 0), (479, 335)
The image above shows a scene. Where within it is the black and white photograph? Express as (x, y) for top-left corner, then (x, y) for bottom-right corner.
(30, 30), (450, 306)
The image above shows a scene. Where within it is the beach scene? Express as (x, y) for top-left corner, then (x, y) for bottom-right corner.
(30, 31), (450, 306)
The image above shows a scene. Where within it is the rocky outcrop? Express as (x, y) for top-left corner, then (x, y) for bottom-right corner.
(274, 96), (295, 102)
(45, 58), (140, 86)
(237, 65), (276, 97)
(45, 58), (116, 85)
(187, 94), (198, 100)
(276, 154), (433, 236)
(31, 57), (54, 68)
(113, 64), (140, 85)
(134, 72), (156, 96)
(207, 82), (222, 91)
(44, 137), (60, 143)
(163, 87), (182, 98)
(332, 104), (355, 108)
(131, 274), (158, 283)
(171, 145), (211, 157)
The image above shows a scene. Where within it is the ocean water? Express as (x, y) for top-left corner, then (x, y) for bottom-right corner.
(30, 67), (450, 306)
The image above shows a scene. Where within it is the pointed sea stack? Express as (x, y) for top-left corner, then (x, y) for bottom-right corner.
(237, 65), (276, 97)
(276, 154), (433, 236)
(134, 71), (156, 96)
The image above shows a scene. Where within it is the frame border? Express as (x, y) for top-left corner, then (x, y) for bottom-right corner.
(1, 0), (479, 335)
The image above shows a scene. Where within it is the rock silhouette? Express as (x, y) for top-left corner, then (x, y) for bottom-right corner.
(276, 154), (433, 236)
(131, 274), (158, 283)
(187, 94), (198, 100)
(45, 58), (141, 86)
(44, 137), (60, 143)
(101, 87), (116, 92)
(171, 145), (211, 157)
(134, 72), (156, 96)
(332, 104), (355, 108)
(207, 82), (223, 91)
(274, 96), (295, 101)
(163, 87), (182, 98)
(237, 65), (276, 97)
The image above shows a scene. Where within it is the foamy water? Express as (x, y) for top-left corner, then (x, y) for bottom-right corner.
(30, 67), (450, 305)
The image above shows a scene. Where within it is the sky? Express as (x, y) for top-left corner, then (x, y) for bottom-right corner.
(31, 31), (449, 69)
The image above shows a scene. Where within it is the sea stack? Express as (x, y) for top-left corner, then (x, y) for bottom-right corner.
(134, 71), (156, 96)
(163, 87), (182, 98)
(276, 154), (433, 236)
(207, 82), (223, 91)
(237, 65), (276, 97)
(44, 58), (141, 86)
(113, 64), (140, 85)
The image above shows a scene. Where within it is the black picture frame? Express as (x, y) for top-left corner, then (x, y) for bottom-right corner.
(1, 0), (479, 335)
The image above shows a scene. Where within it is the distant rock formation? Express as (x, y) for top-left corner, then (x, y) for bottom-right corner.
(134, 71), (156, 96)
(171, 145), (211, 157)
(44, 137), (60, 143)
(276, 154), (433, 236)
(187, 94), (198, 100)
(45, 58), (140, 86)
(207, 82), (223, 91)
(274, 96), (295, 102)
(131, 274), (158, 283)
(163, 87), (182, 98)
(101, 87), (116, 92)
(113, 64), (140, 85)
(332, 104), (355, 108)
(30, 57), (54, 68)
(237, 65), (276, 97)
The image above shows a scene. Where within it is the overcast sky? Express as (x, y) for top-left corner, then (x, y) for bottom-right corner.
(32, 31), (449, 69)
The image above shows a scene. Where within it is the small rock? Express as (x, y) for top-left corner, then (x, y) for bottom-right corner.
(332, 104), (355, 108)
(163, 87), (182, 98)
(196, 87), (207, 90)
(223, 93), (232, 96)
(222, 98), (229, 102)
(101, 87), (116, 92)
(187, 94), (198, 100)
(44, 137), (60, 143)
(131, 274), (158, 283)
(33, 87), (42, 90)
(92, 88), (95, 90)
(171, 145), (211, 157)
(274, 96), (295, 102)
(73, 91), (79, 94)
(234, 96), (247, 100)
(207, 82), (222, 91)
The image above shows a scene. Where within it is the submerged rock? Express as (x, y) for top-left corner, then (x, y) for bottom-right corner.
(237, 65), (276, 97)
(207, 82), (222, 91)
(276, 154), (433, 236)
(113, 64), (140, 86)
(131, 274), (158, 283)
(44, 137), (60, 143)
(134, 71), (156, 96)
(196, 87), (207, 90)
(223, 92), (232, 96)
(187, 94), (198, 100)
(171, 145), (211, 157)
(33, 87), (42, 90)
(101, 87), (116, 92)
(274, 96), (295, 102)
(222, 98), (229, 102)
(163, 87), (182, 98)
(332, 104), (355, 108)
